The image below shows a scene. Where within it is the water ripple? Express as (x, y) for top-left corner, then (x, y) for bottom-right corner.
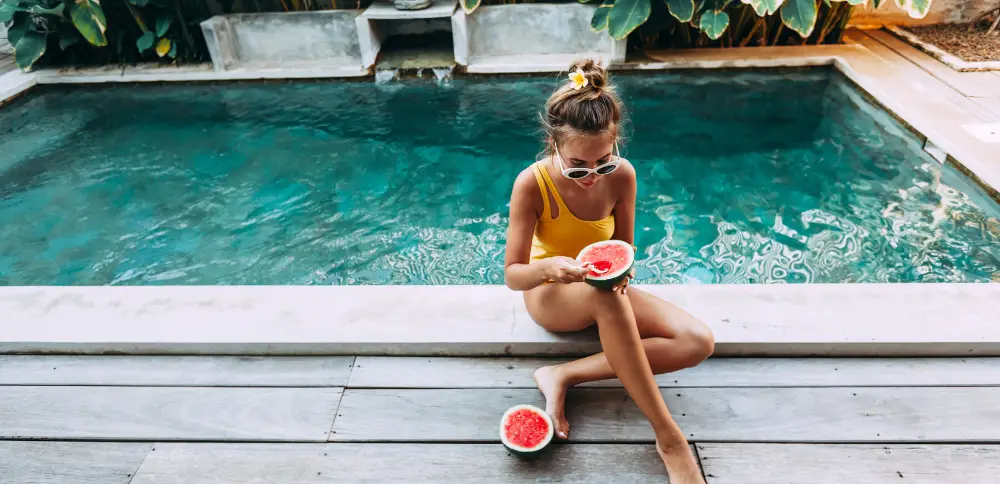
(0, 71), (998, 285)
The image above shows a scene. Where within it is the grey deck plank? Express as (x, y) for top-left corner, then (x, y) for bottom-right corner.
(0, 355), (355, 386)
(0, 441), (151, 484)
(130, 443), (676, 483)
(698, 443), (1000, 484)
(331, 387), (1000, 443)
(349, 357), (1000, 388)
(0, 386), (343, 441)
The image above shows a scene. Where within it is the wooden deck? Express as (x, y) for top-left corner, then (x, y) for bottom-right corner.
(3, 355), (1000, 483)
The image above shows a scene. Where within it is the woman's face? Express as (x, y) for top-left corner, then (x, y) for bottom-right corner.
(554, 132), (617, 190)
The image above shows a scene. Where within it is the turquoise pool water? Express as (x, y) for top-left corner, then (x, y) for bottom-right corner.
(1, 69), (998, 285)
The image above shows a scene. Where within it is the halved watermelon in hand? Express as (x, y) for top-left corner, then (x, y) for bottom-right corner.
(576, 240), (634, 290)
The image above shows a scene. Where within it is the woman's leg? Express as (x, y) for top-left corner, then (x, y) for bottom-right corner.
(536, 286), (715, 390)
(524, 283), (710, 483)
(526, 285), (714, 437)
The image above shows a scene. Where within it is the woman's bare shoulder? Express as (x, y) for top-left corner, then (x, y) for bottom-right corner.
(612, 158), (637, 186)
(510, 163), (543, 215)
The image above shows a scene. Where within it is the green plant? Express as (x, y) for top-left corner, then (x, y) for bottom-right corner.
(0, 0), (108, 70)
(645, 0), (856, 47)
(460, 0), (933, 43)
(1, 0), (212, 70)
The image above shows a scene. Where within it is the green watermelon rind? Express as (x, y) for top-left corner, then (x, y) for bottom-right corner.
(576, 239), (635, 290)
(499, 404), (554, 457)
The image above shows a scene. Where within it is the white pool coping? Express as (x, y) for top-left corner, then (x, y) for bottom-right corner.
(2, 284), (999, 356)
(0, 69), (36, 103)
(1, 42), (998, 357)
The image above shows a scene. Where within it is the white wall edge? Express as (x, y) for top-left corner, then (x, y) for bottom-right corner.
(32, 64), (369, 84)
(0, 69), (37, 103)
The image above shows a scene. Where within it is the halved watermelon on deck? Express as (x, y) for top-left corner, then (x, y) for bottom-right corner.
(500, 404), (554, 457)
(576, 239), (634, 290)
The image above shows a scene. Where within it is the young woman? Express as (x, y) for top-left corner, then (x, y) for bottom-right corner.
(503, 59), (715, 483)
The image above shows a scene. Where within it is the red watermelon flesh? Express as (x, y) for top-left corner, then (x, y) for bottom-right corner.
(576, 240), (635, 289)
(503, 408), (551, 449)
(579, 242), (632, 277)
(588, 259), (613, 276)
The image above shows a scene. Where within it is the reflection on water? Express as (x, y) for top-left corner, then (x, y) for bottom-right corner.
(0, 69), (997, 285)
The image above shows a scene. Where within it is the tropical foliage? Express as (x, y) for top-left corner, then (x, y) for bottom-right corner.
(461, 0), (934, 43)
(642, 0), (854, 47)
(1, 0), (215, 70)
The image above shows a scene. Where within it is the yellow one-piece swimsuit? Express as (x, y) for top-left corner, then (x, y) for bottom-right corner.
(528, 160), (616, 264)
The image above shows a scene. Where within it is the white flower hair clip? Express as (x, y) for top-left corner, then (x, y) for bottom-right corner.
(568, 68), (588, 90)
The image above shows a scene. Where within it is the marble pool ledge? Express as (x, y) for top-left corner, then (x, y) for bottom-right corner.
(2, 283), (999, 357)
(0, 70), (36, 105)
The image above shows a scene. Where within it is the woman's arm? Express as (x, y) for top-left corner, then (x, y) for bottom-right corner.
(503, 170), (552, 291)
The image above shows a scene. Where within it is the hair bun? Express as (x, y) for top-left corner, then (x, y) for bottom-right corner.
(567, 58), (608, 92)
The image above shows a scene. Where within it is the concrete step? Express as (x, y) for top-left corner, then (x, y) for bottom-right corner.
(2, 284), (998, 356)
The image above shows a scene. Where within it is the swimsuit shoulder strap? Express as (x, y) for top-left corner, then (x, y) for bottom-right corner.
(534, 160), (568, 212)
(530, 162), (553, 219)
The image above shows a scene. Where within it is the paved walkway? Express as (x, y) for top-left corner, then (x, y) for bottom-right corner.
(3, 355), (1000, 483)
(856, 29), (1000, 118)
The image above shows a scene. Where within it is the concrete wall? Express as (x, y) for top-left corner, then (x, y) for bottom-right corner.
(849, 0), (992, 27)
(0, 22), (11, 55)
(200, 11), (364, 71)
(461, 4), (625, 63)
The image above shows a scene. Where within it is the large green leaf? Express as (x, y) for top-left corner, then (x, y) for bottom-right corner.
(740, 0), (783, 15)
(665, 0), (695, 22)
(14, 29), (46, 70)
(780, 0), (817, 37)
(698, 9), (729, 40)
(608, 0), (650, 39)
(155, 15), (173, 37)
(906, 0), (931, 18)
(7, 11), (29, 47)
(11, 0), (66, 17)
(69, 0), (108, 46)
(460, 0), (479, 13)
(137, 30), (154, 51)
(0, 2), (16, 23)
(591, 0), (613, 31)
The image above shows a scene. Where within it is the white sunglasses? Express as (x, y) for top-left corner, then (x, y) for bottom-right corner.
(554, 142), (622, 180)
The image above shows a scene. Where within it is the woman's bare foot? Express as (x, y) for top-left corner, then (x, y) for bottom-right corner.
(533, 365), (570, 439)
(656, 440), (705, 484)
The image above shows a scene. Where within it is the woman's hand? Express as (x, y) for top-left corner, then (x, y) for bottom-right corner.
(544, 256), (592, 284)
(611, 268), (635, 295)
(611, 244), (637, 294)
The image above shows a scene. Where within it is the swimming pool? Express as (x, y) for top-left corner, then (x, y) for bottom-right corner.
(1, 68), (998, 285)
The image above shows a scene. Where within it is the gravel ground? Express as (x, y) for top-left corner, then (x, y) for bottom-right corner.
(906, 23), (1000, 62)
